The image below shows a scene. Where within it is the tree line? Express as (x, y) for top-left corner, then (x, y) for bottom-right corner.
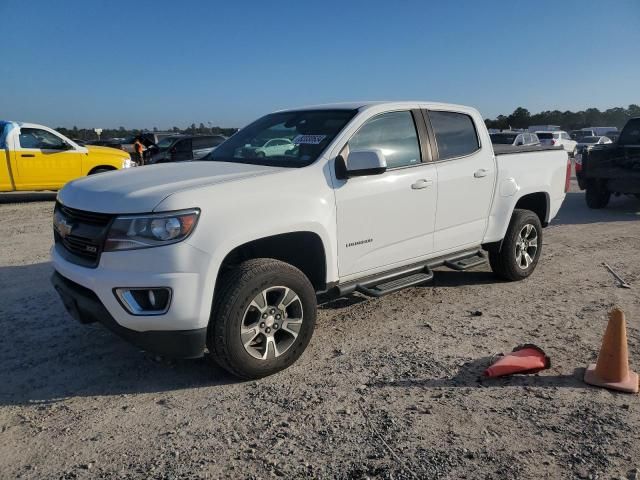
(56, 123), (238, 141)
(484, 104), (640, 131)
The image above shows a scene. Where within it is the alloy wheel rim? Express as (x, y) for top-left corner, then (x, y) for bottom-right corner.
(241, 286), (303, 360)
(515, 224), (538, 270)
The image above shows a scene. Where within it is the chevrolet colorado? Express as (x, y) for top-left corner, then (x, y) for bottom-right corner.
(50, 102), (570, 378)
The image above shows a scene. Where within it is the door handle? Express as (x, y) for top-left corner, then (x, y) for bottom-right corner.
(474, 169), (489, 178)
(21, 154), (35, 158)
(411, 178), (433, 190)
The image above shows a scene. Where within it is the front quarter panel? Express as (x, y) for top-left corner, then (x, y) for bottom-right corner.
(152, 163), (337, 324)
(82, 147), (129, 174)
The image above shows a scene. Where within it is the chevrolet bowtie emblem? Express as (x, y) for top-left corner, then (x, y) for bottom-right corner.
(56, 217), (73, 237)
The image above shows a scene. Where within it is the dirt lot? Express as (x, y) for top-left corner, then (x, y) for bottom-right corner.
(0, 183), (639, 480)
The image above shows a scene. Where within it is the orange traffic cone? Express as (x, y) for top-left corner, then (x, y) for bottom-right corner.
(584, 308), (639, 394)
(484, 344), (551, 378)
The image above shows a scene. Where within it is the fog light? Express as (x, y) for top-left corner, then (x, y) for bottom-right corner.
(114, 287), (172, 315)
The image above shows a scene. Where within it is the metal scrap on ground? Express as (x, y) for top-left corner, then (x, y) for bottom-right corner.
(602, 262), (631, 289)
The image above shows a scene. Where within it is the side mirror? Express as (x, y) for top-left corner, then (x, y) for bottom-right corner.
(336, 149), (387, 179)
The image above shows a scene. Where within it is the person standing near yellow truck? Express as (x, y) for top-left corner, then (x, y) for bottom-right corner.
(133, 136), (147, 166)
(0, 120), (135, 192)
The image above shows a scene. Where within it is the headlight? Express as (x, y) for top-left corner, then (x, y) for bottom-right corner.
(104, 209), (200, 252)
(122, 157), (136, 169)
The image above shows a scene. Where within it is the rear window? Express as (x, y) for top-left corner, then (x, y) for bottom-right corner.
(537, 133), (553, 139)
(428, 111), (480, 160)
(619, 119), (640, 145)
(490, 133), (517, 144)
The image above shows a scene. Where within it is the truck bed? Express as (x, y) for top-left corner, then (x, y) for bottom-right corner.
(493, 145), (563, 156)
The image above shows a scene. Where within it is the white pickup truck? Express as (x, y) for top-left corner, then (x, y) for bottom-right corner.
(51, 101), (570, 378)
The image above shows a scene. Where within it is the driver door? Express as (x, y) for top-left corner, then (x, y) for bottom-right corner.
(333, 110), (437, 278)
(15, 127), (81, 189)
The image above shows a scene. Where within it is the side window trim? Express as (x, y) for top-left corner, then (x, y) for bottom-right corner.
(423, 109), (482, 162)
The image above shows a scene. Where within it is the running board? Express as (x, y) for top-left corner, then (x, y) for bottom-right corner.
(355, 267), (434, 298)
(443, 251), (487, 271)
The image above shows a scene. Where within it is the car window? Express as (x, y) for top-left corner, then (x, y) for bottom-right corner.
(348, 111), (421, 169)
(531, 134), (539, 143)
(19, 128), (67, 149)
(428, 111), (480, 160)
(490, 133), (517, 145)
(193, 136), (219, 149)
(537, 132), (553, 139)
(269, 139), (290, 147)
(618, 119), (640, 145)
(156, 137), (179, 149)
(174, 139), (192, 152)
(0, 122), (9, 149)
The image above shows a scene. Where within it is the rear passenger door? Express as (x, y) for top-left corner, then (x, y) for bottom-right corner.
(424, 110), (496, 253)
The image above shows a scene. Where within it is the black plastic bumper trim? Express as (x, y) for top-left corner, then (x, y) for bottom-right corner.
(50, 271), (206, 359)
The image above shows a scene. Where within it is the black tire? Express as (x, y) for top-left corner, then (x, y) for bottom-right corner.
(489, 209), (543, 281)
(208, 258), (316, 379)
(585, 180), (610, 209)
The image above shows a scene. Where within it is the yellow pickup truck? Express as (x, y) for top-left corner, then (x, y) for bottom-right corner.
(0, 121), (135, 191)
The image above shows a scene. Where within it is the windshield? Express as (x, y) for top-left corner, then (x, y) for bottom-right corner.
(490, 133), (517, 144)
(156, 137), (180, 149)
(537, 132), (554, 139)
(618, 119), (640, 145)
(203, 109), (357, 167)
(581, 136), (600, 144)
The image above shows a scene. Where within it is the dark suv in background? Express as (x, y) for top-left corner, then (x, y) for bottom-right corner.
(147, 135), (227, 164)
(576, 117), (640, 208)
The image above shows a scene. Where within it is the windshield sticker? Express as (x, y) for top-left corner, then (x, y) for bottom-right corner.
(293, 134), (326, 145)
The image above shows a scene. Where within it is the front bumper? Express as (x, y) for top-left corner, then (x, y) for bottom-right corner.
(51, 271), (207, 358)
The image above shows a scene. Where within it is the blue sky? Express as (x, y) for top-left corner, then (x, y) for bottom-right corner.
(1, 0), (638, 129)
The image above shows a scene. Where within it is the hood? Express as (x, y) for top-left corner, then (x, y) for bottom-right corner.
(58, 161), (285, 213)
(86, 144), (129, 157)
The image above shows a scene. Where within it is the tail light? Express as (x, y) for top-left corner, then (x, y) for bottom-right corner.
(551, 139), (556, 145)
(565, 157), (572, 192)
(574, 154), (582, 174)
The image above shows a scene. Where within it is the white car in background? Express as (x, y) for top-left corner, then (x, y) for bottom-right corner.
(577, 136), (613, 149)
(536, 131), (578, 157)
(240, 138), (294, 158)
(490, 131), (540, 147)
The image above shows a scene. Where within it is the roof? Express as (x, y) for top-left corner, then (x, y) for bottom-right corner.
(276, 100), (475, 113)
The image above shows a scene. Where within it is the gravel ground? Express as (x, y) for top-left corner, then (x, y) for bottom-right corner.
(0, 182), (639, 480)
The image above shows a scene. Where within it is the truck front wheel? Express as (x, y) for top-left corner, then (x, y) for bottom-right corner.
(585, 180), (610, 209)
(208, 258), (317, 379)
(489, 209), (542, 281)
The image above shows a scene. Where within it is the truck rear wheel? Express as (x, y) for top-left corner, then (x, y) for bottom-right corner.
(585, 180), (610, 209)
(208, 258), (316, 379)
(489, 209), (542, 281)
